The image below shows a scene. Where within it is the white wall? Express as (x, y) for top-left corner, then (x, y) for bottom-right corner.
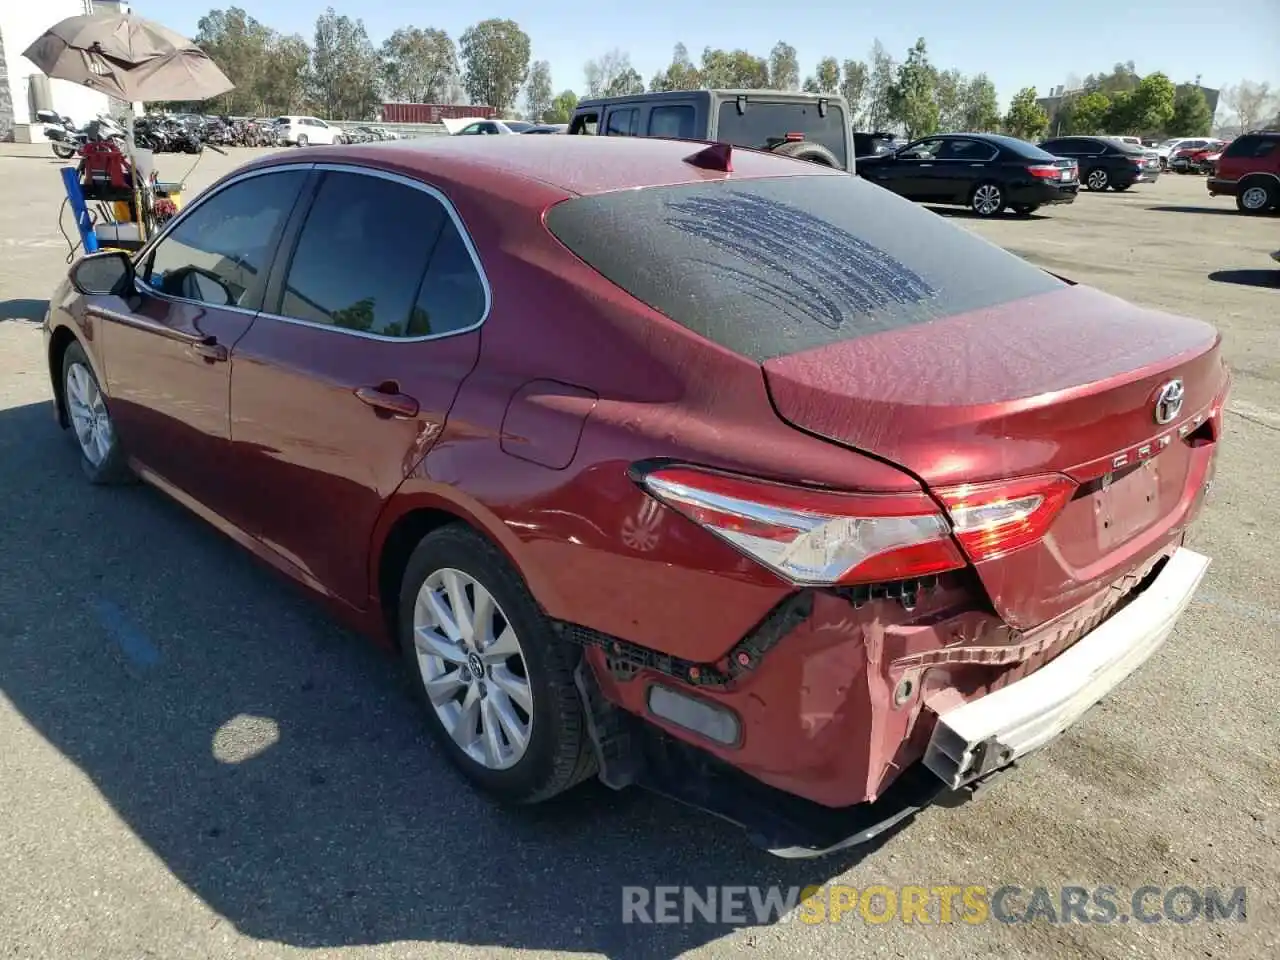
(2, 0), (111, 136)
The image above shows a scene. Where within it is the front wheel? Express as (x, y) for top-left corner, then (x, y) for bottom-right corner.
(398, 525), (596, 804)
(970, 182), (1005, 217)
(295, 133), (309, 148)
(61, 341), (133, 484)
(1085, 168), (1110, 191)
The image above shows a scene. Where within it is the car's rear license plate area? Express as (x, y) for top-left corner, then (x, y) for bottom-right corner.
(1094, 460), (1164, 550)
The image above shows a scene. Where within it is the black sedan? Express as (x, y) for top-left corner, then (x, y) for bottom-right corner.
(856, 133), (1079, 217)
(1037, 136), (1161, 192)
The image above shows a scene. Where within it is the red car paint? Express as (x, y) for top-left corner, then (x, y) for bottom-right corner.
(45, 136), (1229, 811)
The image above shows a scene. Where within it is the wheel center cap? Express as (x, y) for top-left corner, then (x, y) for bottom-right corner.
(467, 652), (484, 677)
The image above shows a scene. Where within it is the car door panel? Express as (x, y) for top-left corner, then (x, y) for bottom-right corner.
(228, 166), (488, 607)
(98, 166), (308, 517)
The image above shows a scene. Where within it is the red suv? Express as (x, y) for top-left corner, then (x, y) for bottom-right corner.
(1207, 130), (1280, 213)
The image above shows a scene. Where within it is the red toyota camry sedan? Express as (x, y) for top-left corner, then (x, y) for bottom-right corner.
(44, 135), (1228, 856)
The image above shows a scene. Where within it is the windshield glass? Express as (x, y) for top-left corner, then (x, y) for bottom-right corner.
(716, 101), (847, 168)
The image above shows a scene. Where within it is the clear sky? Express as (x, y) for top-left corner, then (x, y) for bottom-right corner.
(146, 0), (1279, 112)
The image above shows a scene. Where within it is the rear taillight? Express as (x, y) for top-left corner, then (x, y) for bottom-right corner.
(935, 474), (1077, 563)
(637, 465), (965, 585)
(1028, 164), (1061, 179)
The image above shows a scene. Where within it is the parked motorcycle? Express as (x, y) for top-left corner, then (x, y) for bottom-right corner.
(38, 110), (126, 159)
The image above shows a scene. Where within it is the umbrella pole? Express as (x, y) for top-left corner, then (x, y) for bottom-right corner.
(127, 112), (145, 242)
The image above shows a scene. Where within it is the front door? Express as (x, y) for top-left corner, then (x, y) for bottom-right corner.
(228, 166), (486, 606)
(98, 166), (309, 516)
(883, 139), (946, 200)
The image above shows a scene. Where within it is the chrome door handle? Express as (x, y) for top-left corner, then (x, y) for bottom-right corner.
(355, 384), (419, 418)
(191, 336), (227, 362)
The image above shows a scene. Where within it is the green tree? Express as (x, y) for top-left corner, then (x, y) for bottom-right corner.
(584, 49), (634, 98)
(1083, 61), (1139, 96)
(544, 89), (578, 124)
(864, 40), (896, 131)
(1166, 85), (1213, 136)
(960, 73), (1000, 131)
(768, 42), (799, 91)
(311, 7), (379, 120)
(378, 27), (456, 104)
(840, 59), (868, 126)
(1065, 90), (1111, 134)
(934, 68), (963, 131)
(700, 48), (769, 89)
(194, 7), (276, 115)
(649, 43), (701, 92)
(1126, 72), (1176, 134)
(524, 60), (553, 122)
(803, 56), (840, 94)
(459, 18), (531, 113)
(887, 38), (939, 139)
(1103, 90), (1136, 133)
(261, 34), (311, 114)
(1004, 86), (1049, 139)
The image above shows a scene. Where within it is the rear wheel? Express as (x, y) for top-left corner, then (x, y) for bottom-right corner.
(296, 133), (309, 148)
(970, 182), (1005, 217)
(1011, 204), (1040, 217)
(1085, 168), (1109, 191)
(51, 142), (77, 160)
(398, 525), (596, 804)
(1237, 179), (1276, 214)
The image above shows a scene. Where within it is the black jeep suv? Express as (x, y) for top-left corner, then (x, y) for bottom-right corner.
(568, 90), (856, 172)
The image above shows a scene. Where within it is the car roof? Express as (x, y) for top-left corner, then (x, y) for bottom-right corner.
(242, 134), (846, 200)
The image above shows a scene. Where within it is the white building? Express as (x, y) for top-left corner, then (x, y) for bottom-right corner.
(0, 0), (136, 142)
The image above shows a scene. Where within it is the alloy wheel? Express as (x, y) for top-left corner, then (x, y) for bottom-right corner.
(65, 362), (113, 467)
(972, 184), (1002, 216)
(1240, 185), (1270, 211)
(412, 567), (534, 771)
(1087, 169), (1108, 190)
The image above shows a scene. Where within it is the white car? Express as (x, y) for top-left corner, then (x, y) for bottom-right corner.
(1156, 137), (1216, 168)
(273, 115), (342, 147)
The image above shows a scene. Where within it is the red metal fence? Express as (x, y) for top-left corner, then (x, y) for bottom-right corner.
(380, 103), (497, 124)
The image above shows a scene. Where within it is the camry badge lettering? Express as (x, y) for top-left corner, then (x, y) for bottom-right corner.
(1154, 380), (1185, 425)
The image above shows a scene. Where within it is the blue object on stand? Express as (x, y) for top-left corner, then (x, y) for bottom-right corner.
(60, 166), (99, 254)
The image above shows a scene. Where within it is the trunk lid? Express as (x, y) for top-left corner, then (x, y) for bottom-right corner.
(763, 284), (1228, 628)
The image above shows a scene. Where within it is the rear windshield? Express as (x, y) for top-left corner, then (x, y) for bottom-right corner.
(544, 175), (1064, 363)
(716, 101), (847, 168)
(983, 134), (1061, 161)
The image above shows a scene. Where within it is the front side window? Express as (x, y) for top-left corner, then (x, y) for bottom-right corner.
(937, 139), (996, 161)
(604, 109), (638, 136)
(145, 169), (307, 309)
(569, 112), (599, 135)
(279, 171), (484, 338)
(901, 138), (945, 159)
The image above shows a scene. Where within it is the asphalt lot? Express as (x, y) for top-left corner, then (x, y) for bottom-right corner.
(0, 143), (1277, 960)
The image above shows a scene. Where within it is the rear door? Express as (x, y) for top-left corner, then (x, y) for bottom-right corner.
(602, 105), (640, 137)
(227, 165), (487, 605)
(933, 137), (998, 202)
(98, 166), (308, 517)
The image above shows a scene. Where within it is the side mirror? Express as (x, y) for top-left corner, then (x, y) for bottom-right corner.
(69, 250), (134, 296)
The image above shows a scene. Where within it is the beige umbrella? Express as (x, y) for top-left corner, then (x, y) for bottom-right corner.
(23, 13), (234, 242)
(22, 14), (234, 103)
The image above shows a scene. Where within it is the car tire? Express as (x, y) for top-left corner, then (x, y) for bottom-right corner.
(1011, 204), (1040, 217)
(970, 181), (1005, 217)
(296, 134), (309, 148)
(397, 524), (597, 804)
(61, 341), (133, 485)
(1085, 168), (1110, 191)
(769, 140), (841, 167)
(1236, 179), (1276, 214)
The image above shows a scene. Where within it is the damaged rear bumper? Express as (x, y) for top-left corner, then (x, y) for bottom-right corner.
(923, 547), (1211, 789)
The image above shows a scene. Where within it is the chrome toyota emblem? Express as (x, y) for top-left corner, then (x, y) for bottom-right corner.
(1154, 380), (1185, 425)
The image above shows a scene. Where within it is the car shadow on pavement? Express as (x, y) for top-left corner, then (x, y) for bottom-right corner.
(0, 298), (49, 322)
(1208, 269), (1280, 289)
(1148, 205), (1268, 217)
(0, 399), (918, 958)
(925, 206), (1052, 221)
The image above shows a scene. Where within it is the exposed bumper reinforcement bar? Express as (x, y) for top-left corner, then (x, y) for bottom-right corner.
(924, 547), (1211, 789)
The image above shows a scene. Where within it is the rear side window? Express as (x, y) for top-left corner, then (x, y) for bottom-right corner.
(544, 175), (1064, 363)
(649, 105), (696, 139)
(280, 171), (453, 337)
(1223, 135), (1278, 158)
(716, 101), (847, 168)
